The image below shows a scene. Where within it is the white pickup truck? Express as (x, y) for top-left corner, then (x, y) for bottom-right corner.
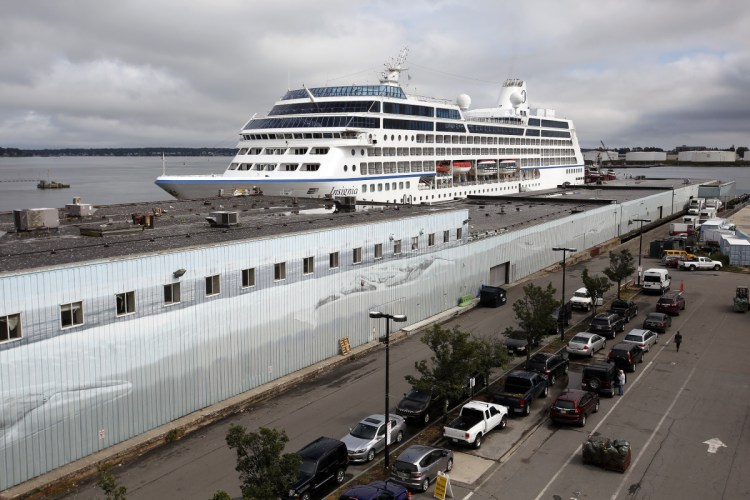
(443, 400), (508, 449)
(679, 256), (723, 271)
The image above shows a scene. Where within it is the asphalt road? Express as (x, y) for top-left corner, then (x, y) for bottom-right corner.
(61, 223), (750, 500)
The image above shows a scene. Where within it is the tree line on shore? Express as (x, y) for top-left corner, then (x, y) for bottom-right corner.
(0, 147), (235, 157)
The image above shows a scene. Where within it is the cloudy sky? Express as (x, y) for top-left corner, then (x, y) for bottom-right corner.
(1, 0), (748, 151)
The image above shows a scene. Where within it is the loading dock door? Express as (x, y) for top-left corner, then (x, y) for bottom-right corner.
(489, 262), (510, 286)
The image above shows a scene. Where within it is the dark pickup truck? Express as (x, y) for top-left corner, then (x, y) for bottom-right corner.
(609, 299), (638, 323)
(492, 370), (549, 416)
(525, 352), (569, 386)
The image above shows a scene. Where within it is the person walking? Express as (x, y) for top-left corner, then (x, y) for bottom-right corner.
(675, 331), (683, 352)
(617, 369), (626, 395)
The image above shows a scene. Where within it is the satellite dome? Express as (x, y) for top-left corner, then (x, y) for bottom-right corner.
(456, 94), (471, 110)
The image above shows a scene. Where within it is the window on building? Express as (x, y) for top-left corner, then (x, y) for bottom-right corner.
(428, 233), (436, 247)
(329, 251), (339, 269)
(60, 301), (84, 328)
(303, 256), (314, 275)
(394, 239), (402, 255)
(0, 313), (21, 343)
(206, 274), (221, 296)
(457, 227), (463, 240)
(353, 247), (363, 264)
(443, 230), (450, 243)
(374, 243), (383, 260)
(411, 236), (419, 250)
(275, 262), (286, 281)
(164, 283), (181, 305)
(116, 291), (136, 316)
(242, 267), (256, 288)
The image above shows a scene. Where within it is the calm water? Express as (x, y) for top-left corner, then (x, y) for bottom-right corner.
(1, 157), (749, 212)
(0, 156), (230, 212)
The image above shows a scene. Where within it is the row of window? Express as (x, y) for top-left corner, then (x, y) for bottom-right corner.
(0, 229), (465, 344)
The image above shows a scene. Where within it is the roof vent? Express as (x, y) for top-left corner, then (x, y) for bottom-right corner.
(206, 211), (239, 227)
(13, 208), (60, 231)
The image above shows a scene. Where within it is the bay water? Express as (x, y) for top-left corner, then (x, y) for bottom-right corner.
(1, 157), (749, 213)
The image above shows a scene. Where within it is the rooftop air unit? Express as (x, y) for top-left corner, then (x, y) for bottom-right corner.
(13, 208), (60, 231)
(206, 211), (239, 227)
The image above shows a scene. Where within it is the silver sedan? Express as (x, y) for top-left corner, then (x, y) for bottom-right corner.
(341, 414), (406, 462)
(623, 328), (658, 352)
(566, 332), (607, 357)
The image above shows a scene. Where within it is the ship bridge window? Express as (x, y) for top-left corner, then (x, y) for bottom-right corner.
(248, 148), (262, 155)
(311, 147), (330, 155)
(301, 163), (320, 172)
(293, 148), (308, 155)
(228, 163), (239, 170)
(281, 163), (299, 171)
(281, 85), (406, 100)
(269, 100), (379, 115)
(1, 313), (22, 343)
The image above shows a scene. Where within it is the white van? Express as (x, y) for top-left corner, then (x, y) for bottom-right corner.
(642, 268), (671, 294)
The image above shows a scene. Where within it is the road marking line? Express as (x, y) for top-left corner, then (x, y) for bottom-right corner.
(532, 360), (653, 500)
(610, 357), (699, 499)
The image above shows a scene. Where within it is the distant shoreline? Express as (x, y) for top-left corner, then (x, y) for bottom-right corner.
(0, 147), (235, 157)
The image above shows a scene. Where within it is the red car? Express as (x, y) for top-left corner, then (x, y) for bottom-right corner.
(549, 388), (600, 426)
(656, 291), (686, 316)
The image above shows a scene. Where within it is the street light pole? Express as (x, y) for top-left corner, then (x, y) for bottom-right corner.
(369, 310), (407, 471)
(633, 218), (651, 287)
(552, 247), (577, 341)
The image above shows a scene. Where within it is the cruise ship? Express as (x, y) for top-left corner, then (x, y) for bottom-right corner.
(156, 51), (585, 203)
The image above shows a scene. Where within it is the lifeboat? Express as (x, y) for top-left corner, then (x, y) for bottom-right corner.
(452, 161), (472, 174)
(476, 160), (498, 176)
(499, 160), (517, 172)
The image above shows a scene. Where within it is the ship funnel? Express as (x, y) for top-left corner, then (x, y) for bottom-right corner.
(497, 79), (529, 114)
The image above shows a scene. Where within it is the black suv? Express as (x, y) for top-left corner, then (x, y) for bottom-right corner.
(581, 361), (618, 397)
(397, 389), (444, 425)
(607, 342), (645, 372)
(283, 436), (348, 500)
(588, 312), (626, 339)
(525, 352), (569, 386)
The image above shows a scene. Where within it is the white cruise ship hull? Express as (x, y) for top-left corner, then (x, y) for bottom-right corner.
(156, 54), (586, 204)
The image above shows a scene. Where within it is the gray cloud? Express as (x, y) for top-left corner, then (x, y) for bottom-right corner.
(1, 0), (748, 150)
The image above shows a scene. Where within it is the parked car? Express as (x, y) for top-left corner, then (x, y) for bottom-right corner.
(443, 400), (508, 449)
(607, 342), (645, 372)
(341, 414), (406, 462)
(549, 388), (600, 427)
(622, 328), (658, 352)
(283, 436), (349, 500)
(588, 312), (626, 339)
(609, 299), (638, 323)
(664, 256), (682, 268)
(581, 361), (618, 397)
(396, 389), (443, 425)
(566, 332), (607, 357)
(390, 445), (453, 492)
(492, 370), (549, 416)
(550, 301), (573, 335)
(642, 312), (672, 333)
(656, 291), (686, 316)
(525, 352), (569, 386)
(339, 480), (410, 500)
(504, 332), (538, 356)
(570, 287), (594, 311)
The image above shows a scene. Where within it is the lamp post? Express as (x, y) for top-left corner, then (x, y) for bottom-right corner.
(552, 247), (577, 341)
(633, 218), (651, 286)
(369, 310), (407, 471)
